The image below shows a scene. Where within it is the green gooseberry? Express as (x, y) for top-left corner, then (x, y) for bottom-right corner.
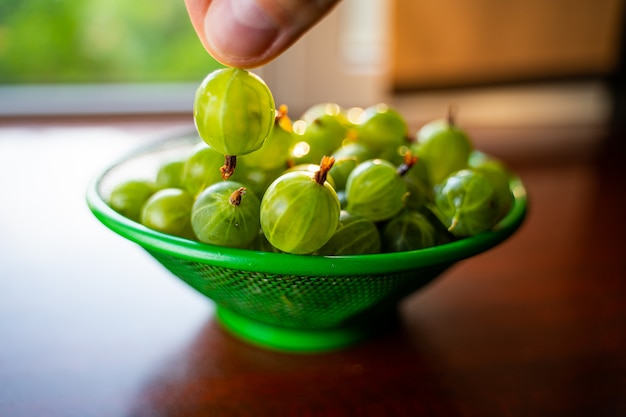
(108, 179), (156, 222)
(300, 103), (351, 152)
(316, 210), (381, 256)
(301, 102), (350, 127)
(327, 156), (358, 191)
(355, 103), (408, 154)
(140, 188), (195, 240)
(181, 145), (224, 197)
(193, 68), (275, 157)
(191, 181), (261, 249)
(380, 209), (438, 253)
(403, 157), (434, 210)
(155, 159), (186, 190)
(432, 169), (502, 238)
(261, 157), (340, 254)
(332, 141), (376, 163)
(345, 159), (408, 222)
(289, 112), (349, 165)
(414, 110), (473, 186)
(468, 151), (514, 220)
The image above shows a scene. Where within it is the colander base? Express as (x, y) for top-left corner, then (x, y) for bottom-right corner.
(215, 306), (392, 353)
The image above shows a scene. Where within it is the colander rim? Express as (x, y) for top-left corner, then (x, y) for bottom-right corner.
(86, 135), (528, 277)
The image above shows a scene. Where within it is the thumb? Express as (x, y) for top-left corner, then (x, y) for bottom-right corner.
(185, 0), (340, 69)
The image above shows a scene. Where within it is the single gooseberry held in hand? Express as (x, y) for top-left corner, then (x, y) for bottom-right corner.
(193, 67), (275, 180)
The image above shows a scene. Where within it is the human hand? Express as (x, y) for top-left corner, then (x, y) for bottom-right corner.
(184, 0), (341, 68)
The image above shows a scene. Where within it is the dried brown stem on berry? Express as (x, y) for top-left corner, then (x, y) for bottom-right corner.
(447, 105), (458, 127)
(276, 104), (288, 120)
(314, 156), (335, 185)
(229, 187), (246, 206)
(220, 155), (237, 180)
(397, 152), (418, 176)
(276, 104), (292, 132)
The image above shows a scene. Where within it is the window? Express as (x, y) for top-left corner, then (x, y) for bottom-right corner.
(0, 0), (222, 83)
(0, 0), (222, 115)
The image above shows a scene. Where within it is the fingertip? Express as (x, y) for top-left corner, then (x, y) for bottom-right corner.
(204, 0), (280, 68)
(199, 0), (341, 68)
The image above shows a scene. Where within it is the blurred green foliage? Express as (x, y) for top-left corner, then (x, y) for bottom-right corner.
(0, 0), (223, 84)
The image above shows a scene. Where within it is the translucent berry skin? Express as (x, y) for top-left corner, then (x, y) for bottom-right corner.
(306, 113), (349, 152)
(316, 210), (381, 256)
(181, 146), (225, 197)
(191, 181), (261, 249)
(345, 159), (408, 222)
(140, 188), (196, 240)
(193, 68), (275, 156)
(433, 169), (501, 238)
(289, 116), (348, 165)
(403, 158), (433, 210)
(108, 179), (156, 222)
(155, 159), (186, 190)
(239, 110), (293, 170)
(468, 150), (514, 220)
(261, 171), (340, 255)
(301, 102), (350, 127)
(381, 209), (437, 253)
(328, 157), (357, 191)
(355, 103), (408, 154)
(414, 118), (473, 186)
(297, 102), (351, 160)
(332, 141), (375, 164)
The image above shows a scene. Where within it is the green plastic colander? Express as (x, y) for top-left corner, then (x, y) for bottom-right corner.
(87, 132), (528, 352)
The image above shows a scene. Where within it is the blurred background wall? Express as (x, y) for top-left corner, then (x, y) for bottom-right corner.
(392, 0), (623, 91)
(264, 0), (624, 132)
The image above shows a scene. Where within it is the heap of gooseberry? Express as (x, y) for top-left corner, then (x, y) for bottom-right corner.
(107, 67), (516, 256)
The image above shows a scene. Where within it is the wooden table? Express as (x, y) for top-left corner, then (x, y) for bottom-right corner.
(0, 118), (624, 416)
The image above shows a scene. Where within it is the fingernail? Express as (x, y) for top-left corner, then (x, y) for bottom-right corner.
(205, 0), (280, 65)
